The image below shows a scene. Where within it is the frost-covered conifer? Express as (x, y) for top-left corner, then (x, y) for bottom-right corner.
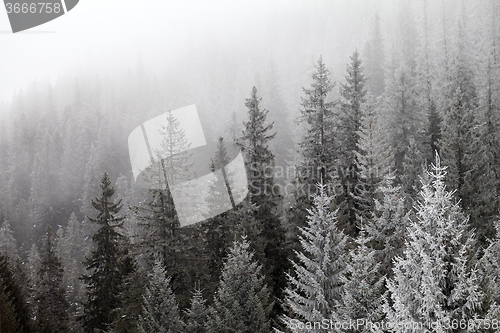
(280, 184), (348, 332)
(206, 236), (271, 333)
(384, 154), (483, 331)
(138, 258), (185, 333)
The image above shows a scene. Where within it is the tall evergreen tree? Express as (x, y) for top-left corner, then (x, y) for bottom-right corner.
(239, 86), (277, 206)
(353, 97), (392, 219)
(239, 87), (289, 320)
(36, 226), (69, 333)
(80, 173), (128, 333)
(336, 231), (384, 331)
(337, 49), (368, 236)
(0, 254), (34, 333)
(281, 184), (348, 331)
(365, 176), (410, 279)
(185, 286), (208, 333)
(138, 258), (184, 333)
(296, 56), (337, 194)
(206, 236), (271, 333)
(383, 154), (483, 330)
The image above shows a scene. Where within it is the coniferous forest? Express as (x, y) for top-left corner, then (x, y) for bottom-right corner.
(2, 0), (500, 332)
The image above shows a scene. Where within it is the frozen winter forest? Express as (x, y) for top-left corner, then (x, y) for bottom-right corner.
(1, 0), (500, 332)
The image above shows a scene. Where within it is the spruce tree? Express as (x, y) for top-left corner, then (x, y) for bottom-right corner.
(365, 175), (410, 279)
(296, 56), (337, 194)
(206, 236), (271, 333)
(383, 154), (483, 330)
(36, 226), (69, 333)
(239, 87), (289, 320)
(136, 110), (203, 308)
(337, 49), (368, 236)
(0, 254), (34, 333)
(382, 62), (425, 198)
(185, 286), (208, 333)
(336, 231), (384, 331)
(281, 184), (348, 330)
(138, 258), (184, 333)
(353, 95), (392, 220)
(81, 173), (128, 333)
(0, 221), (18, 263)
(239, 86), (277, 206)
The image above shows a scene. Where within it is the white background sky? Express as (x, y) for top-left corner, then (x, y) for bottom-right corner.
(0, 0), (284, 104)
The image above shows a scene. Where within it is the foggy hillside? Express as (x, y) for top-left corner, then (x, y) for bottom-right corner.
(1, 0), (500, 332)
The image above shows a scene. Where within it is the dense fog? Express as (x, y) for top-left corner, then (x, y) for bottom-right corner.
(1, 0), (500, 332)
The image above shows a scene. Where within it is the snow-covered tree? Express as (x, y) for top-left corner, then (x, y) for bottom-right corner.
(384, 154), (483, 331)
(239, 86), (277, 205)
(36, 226), (69, 332)
(336, 231), (384, 331)
(185, 286), (207, 333)
(0, 221), (18, 262)
(206, 236), (271, 333)
(280, 184), (348, 332)
(365, 175), (410, 278)
(138, 258), (185, 333)
(297, 56), (337, 192)
(353, 96), (392, 219)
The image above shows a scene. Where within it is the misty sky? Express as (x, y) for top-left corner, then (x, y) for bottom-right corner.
(0, 0), (459, 113)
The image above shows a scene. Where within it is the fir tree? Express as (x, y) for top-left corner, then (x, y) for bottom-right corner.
(239, 86), (277, 206)
(353, 95), (392, 220)
(185, 286), (208, 333)
(206, 236), (271, 333)
(383, 154), (483, 330)
(337, 49), (368, 236)
(239, 87), (289, 320)
(365, 175), (410, 279)
(281, 184), (348, 331)
(382, 63), (425, 198)
(297, 56), (337, 194)
(0, 221), (18, 262)
(36, 226), (69, 333)
(0, 254), (34, 333)
(336, 231), (384, 331)
(138, 258), (184, 333)
(81, 173), (128, 333)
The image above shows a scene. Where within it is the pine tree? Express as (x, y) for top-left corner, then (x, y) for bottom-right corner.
(383, 154), (483, 330)
(365, 175), (410, 279)
(185, 286), (207, 333)
(480, 220), (500, 325)
(297, 56), (337, 194)
(136, 109), (203, 308)
(337, 49), (368, 236)
(138, 258), (184, 333)
(239, 87), (289, 320)
(57, 213), (87, 332)
(353, 95), (392, 220)
(281, 184), (348, 331)
(206, 236), (271, 333)
(36, 226), (69, 333)
(336, 231), (384, 331)
(0, 254), (34, 333)
(382, 63), (425, 198)
(0, 221), (18, 262)
(81, 173), (128, 333)
(239, 86), (277, 206)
